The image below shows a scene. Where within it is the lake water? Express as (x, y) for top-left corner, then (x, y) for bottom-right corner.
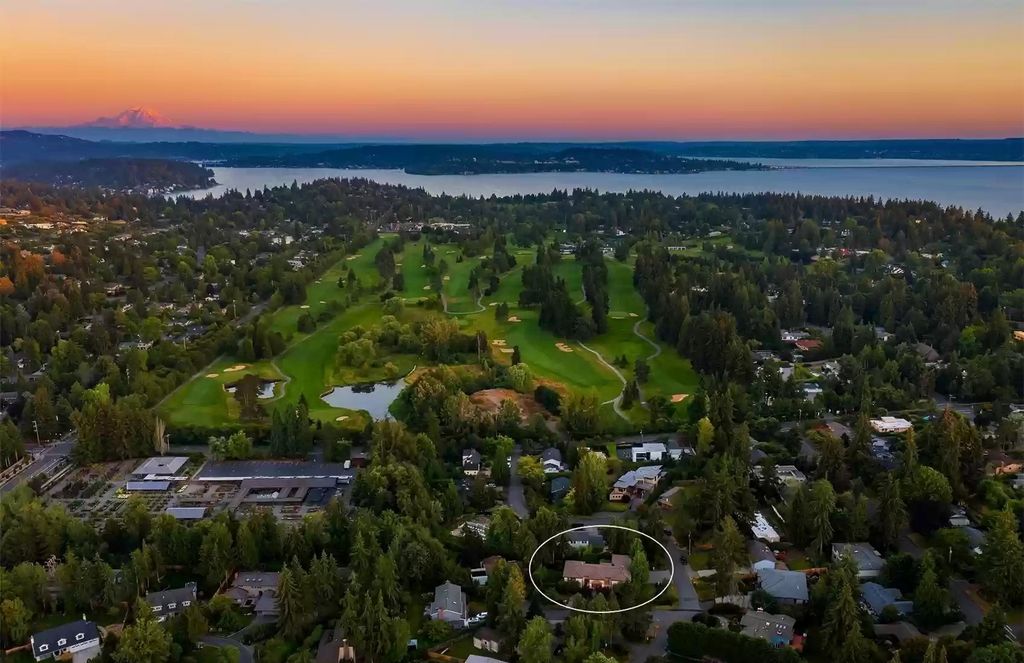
(321, 379), (406, 420)
(177, 162), (1024, 217)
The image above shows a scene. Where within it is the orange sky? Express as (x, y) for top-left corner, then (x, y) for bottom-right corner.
(2, 0), (1023, 139)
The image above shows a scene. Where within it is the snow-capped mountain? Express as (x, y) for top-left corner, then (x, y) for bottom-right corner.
(81, 107), (176, 129)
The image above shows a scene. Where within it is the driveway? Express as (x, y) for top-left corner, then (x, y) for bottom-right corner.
(507, 446), (528, 518)
(200, 635), (254, 663)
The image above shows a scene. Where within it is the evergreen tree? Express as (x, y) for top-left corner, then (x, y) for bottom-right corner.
(913, 553), (948, 628)
(711, 516), (746, 597)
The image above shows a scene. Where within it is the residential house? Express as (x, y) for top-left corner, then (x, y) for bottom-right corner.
(145, 582), (197, 622)
(563, 555), (631, 589)
(794, 339), (823, 353)
(962, 526), (986, 555)
(30, 619), (101, 662)
(472, 627), (503, 654)
(470, 567), (489, 586)
(315, 626), (356, 662)
(802, 383), (824, 400)
(224, 571), (280, 615)
(756, 568), (809, 605)
(748, 541), (777, 572)
(753, 464), (806, 486)
(915, 343), (941, 364)
(549, 477), (570, 502)
(466, 656), (508, 663)
(750, 512), (780, 543)
(462, 449), (483, 476)
(451, 515), (491, 538)
(425, 581), (467, 625)
(861, 582), (913, 619)
(871, 416), (913, 434)
(832, 543), (885, 579)
(609, 466), (663, 501)
(657, 486), (682, 510)
(566, 531), (606, 550)
(870, 438), (899, 470)
(539, 448), (566, 473)
(628, 442), (668, 462)
(739, 610), (797, 647)
(948, 506), (972, 528)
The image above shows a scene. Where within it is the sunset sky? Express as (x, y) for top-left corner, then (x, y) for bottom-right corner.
(3, 0), (1023, 140)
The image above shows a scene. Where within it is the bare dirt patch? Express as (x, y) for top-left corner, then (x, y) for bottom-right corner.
(470, 388), (547, 419)
(555, 342), (574, 353)
(671, 393), (689, 403)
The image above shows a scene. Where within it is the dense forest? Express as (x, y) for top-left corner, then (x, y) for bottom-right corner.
(2, 158), (216, 191)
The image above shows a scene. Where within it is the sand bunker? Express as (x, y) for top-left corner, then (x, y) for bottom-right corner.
(671, 393), (689, 403)
(507, 316), (521, 323)
(300, 305), (310, 309)
(420, 264), (426, 268)
(610, 314), (626, 320)
(491, 339), (507, 346)
(205, 373), (219, 378)
(628, 312), (639, 318)
(488, 302), (498, 307)
(555, 342), (574, 353)
(443, 276), (451, 281)
(423, 285), (432, 290)
(346, 254), (361, 260)
(335, 415), (349, 422)
(223, 364), (248, 372)
(499, 348), (515, 354)
(319, 300), (326, 304)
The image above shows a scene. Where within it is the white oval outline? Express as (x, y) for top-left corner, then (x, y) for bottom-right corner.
(526, 524), (675, 614)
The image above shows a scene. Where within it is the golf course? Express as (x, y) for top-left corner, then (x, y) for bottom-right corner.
(159, 235), (699, 430)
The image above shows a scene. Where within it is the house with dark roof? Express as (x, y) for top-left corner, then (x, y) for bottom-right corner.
(315, 626), (356, 662)
(756, 568), (809, 605)
(861, 582), (913, 619)
(609, 466), (663, 501)
(549, 476), (570, 502)
(425, 581), (467, 625)
(145, 582), (197, 622)
(539, 448), (566, 473)
(748, 540), (777, 572)
(462, 449), (483, 475)
(30, 619), (101, 662)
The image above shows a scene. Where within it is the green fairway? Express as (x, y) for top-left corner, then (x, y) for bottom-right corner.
(442, 249), (485, 313)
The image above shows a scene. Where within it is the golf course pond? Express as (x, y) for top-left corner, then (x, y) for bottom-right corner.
(225, 379), (279, 399)
(321, 379), (406, 420)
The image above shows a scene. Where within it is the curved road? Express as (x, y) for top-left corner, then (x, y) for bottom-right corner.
(200, 636), (254, 663)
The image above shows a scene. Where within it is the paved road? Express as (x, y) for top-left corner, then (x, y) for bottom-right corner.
(0, 435), (74, 494)
(507, 446), (529, 518)
(200, 635), (254, 663)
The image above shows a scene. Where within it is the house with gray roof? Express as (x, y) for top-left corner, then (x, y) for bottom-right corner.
(756, 568), (809, 604)
(861, 582), (913, 619)
(739, 610), (796, 647)
(145, 582), (197, 622)
(832, 542), (885, 579)
(425, 581), (467, 625)
(30, 619), (100, 662)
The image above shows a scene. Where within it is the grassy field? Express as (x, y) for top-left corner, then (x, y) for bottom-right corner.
(161, 236), (699, 431)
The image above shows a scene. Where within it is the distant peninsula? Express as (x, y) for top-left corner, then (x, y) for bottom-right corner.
(226, 144), (765, 175)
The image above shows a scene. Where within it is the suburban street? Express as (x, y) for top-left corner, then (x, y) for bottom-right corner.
(0, 434), (75, 494)
(507, 446), (529, 518)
